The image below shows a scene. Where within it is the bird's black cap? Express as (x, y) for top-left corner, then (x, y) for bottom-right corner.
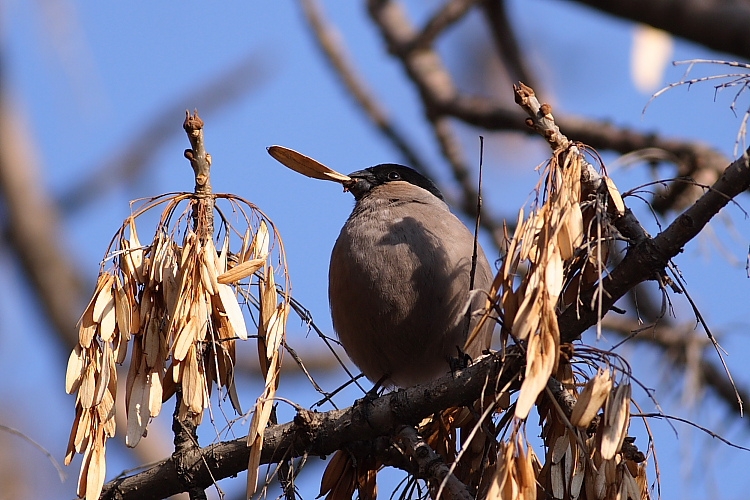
(346, 164), (444, 201)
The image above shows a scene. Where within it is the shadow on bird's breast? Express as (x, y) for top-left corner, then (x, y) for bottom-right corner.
(375, 216), (471, 296)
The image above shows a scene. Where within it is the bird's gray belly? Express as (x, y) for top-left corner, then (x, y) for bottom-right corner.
(329, 214), (473, 386)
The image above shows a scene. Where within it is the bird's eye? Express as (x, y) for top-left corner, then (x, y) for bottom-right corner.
(387, 171), (401, 180)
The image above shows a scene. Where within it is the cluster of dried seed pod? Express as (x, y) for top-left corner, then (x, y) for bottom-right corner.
(471, 143), (647, 499)
(478, 148), (594, 420)
(487, 432), (540, 499)
(64, 194), (288, 500)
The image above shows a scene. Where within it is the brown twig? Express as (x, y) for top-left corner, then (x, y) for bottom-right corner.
(563, 0), (750, 63)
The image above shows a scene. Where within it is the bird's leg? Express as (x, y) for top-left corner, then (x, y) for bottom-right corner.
(449, 346), (473, 375)
(359, 374), (388, 403)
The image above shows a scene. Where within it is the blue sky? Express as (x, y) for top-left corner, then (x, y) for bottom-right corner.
(0, 1), (748, 499)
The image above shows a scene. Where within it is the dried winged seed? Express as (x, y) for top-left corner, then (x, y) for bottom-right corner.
(124, 342), (142, 412)
(78, 304), (97, 349)
(571, 369), (613, 428)
(619, 464), (641, 500)
(567, 204), (584, 251)
(74, 407), (92, 453)
(163, 267), (180, 323)
(600, 383), (632, 460)
(98, 390), (116, 438)
(217, 236), (228, 274)
(252, 220), (270, 260)
(113, 330), (128, 365)
(195, 292), (209, 342)
(148, 234), (165, 284)
(129, 298), (141, 335)
(217, 258), (266, 284)
(515, 325), (558, 420)
(99, 300), (116, 343)
(517, 441), (536, 498)
(605, 176), (626, 216)
(550, 461), (564, 499)
(66, 344), (86, 394)
(91, 273), (115, 323)
(85, 435), (106, 500)
(65, 406), (82, 465)
(125, 367), (148, 448)
(564, 438), (574, 495)
(93, 343), (111, 406)
(173, 315), (197, 361)
(570, 444), (585, 498)
(199, 255), (216, 296)
(227, 377), (242, 414)
(203, 237), (220, 294)
(635, 463), (648, 499)
(511, 283), (539, 341)
(80, 363), (97, 409)
(139, 286), (154, 331)
(148, 369), (163, 417)
(545, 245), (564, 301)
(76, 437), (92, 499)
(128, 221), (145, 284)
(183, 345), (204, 414)
(265, 305), (288, 359)
(114, 278), (131, 339)
(172, 358), (182, 383)
(143, 316), (161, 369)
(217, 283), (248, 340)
(551, 435), (569, 464)
(246, 434), (262, 496)
(267, 145), (352, 183)
(320, 450), (350, 497)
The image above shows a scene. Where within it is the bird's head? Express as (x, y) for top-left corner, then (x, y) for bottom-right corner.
(343, 164), (444, 202)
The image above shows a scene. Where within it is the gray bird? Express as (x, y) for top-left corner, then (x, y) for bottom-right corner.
(329, 164), (495, 388)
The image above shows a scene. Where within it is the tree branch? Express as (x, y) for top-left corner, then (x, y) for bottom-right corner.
(561, 0), (750, 63)
(559, 147), (750, 342)
(100, 352), (520, 500)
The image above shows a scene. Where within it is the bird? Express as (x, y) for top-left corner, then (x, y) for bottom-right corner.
(328, 163), (495, 388)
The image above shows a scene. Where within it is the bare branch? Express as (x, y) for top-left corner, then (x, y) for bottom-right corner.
(559, 146), (750, 341)
(100, 352), (519, 500)
(561, 0), (750, 63)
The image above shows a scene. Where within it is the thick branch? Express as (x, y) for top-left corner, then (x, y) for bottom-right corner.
(100, 352), (520, 500)
(562, 0), (750, 63)
(559, 148), (750, 342)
